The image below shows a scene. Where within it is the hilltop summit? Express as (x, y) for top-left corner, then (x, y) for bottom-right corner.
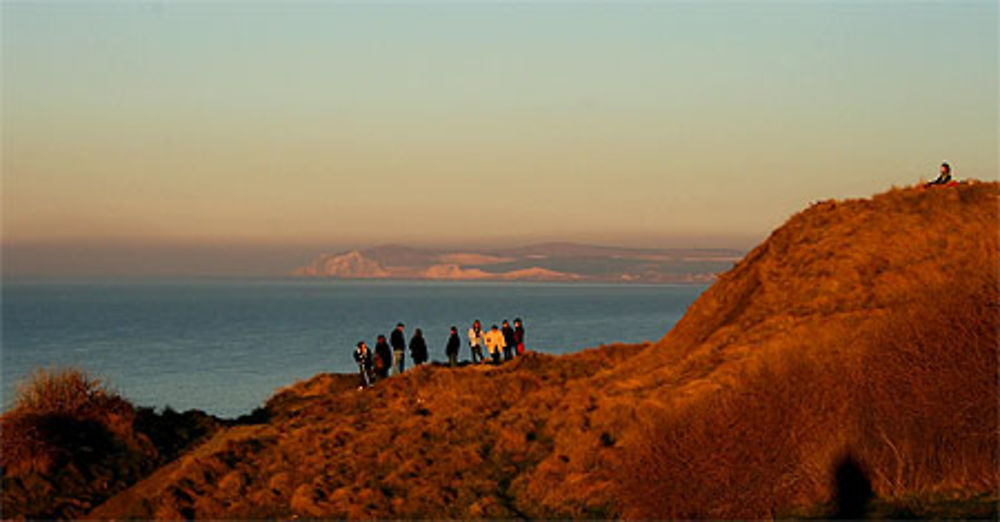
(79, 182), (998, 518)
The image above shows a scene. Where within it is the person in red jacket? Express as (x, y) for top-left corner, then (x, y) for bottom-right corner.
(513, 318), (526, 355)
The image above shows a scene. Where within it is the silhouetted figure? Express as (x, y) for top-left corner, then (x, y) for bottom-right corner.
(832, 454), (873, 519)
(409, 328), (428, 366)
(445, 326), (461, 367)
(374, 335), (392, 379)
(514, 318), (526, 355)
(468, 320), (485, 364)
(924, 162), (953, 187)
(353, 341), (374, 388)
(390, 323), (406, 374)
(501, 320), (515, 361)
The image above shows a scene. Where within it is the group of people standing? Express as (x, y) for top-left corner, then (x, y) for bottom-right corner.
(462, 319), (525, 366)
(351, 318), (526, 388)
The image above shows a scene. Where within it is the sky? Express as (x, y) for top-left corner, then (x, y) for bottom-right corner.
(2, 1), (997, 276)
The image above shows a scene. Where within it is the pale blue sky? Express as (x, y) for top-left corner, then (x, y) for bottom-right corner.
(3, 1), (997, 275)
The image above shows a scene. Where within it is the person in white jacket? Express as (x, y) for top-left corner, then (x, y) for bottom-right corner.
(484, 325), (506, 365)
(468, 320), (485, 364)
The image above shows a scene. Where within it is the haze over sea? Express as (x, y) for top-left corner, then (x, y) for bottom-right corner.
(2, 279), (706, 418)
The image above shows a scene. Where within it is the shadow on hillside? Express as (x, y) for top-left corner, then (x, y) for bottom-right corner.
(832, 454), (873, 519)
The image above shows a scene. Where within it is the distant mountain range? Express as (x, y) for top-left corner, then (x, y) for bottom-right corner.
(292, 242), (743, 283)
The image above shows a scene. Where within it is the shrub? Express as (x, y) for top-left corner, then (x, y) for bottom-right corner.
(1, 367), (221, 519)
(2, 368), (139, 474)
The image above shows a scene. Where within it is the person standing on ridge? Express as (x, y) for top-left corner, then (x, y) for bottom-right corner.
(485, 324), (506, 365)
(390, 323), (407, 375)
(374, 335), (392, 380)
(501, 320), (516, 361)
(924, 162), (953, 187)
(514, 318), (526, 355)
(446, 326), (461, 368)
(409, 328), (428, 366)
(468, 320), (486, 364)
(353, 341), (374, 389)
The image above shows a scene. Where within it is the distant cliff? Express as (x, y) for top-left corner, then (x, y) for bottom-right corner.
(293, 242), (741, 283)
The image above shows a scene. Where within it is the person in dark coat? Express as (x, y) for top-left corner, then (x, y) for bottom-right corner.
(501, 320), (516, 361)
(409, 328), (429, 366)
(925, 162), (953, 187)
(445, 326), (461, 367)
(514, 318), (526, 355)
(353, 341), (374, 388)
(390, 323), (407, 374)
(374, 334), (392, 379)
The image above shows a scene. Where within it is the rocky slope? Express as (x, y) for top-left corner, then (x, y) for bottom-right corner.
(91, 182), (998, 518)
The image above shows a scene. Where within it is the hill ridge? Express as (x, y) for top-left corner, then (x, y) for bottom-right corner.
(89, 181), (999, 518)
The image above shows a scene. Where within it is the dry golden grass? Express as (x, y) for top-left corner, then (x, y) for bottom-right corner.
(61, 181), (1000, 519)
(616, 183), (999, 518)
(13, 367), (120, 416)
(88, 344), (646, 519)
(855, 269), (998, 497)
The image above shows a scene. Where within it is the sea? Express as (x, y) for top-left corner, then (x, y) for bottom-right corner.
(1, 279), (707, 418)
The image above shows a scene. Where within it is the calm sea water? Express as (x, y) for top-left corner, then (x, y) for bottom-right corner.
(1, 279), (706, 418)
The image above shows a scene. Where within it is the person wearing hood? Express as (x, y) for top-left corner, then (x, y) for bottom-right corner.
(374, 334), (392, 379)
(409, 328), (429, 366)
(501, 320), (516, 361)
(446, 326), (461, 368)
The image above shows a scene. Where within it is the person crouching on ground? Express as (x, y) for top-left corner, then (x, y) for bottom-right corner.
(501, 319), (516, 361)
(353, 341), (374, 389)
(924, 162), (952, 187)
(468, 320), (486, 364)
(446, 326), (461, 368)
(410, 328), (428, 366)
(485, 324), (506, 365)
(391, 322), (407, 375)
(374, 334), (392, 379)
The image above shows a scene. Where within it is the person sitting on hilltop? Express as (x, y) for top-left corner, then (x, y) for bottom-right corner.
(374, 334), (392, 380)
(409, 328), (428, 366)
(485, 325), (506, 365)
(446, 326), (461, 368)
(924, 162), (953, 187)
(353, 341), (374, 389)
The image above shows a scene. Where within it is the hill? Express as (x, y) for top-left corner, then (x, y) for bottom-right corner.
(76, 181), (998, 518)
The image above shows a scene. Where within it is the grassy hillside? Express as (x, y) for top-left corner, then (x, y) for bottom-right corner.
(64, 182), (1000, 518)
